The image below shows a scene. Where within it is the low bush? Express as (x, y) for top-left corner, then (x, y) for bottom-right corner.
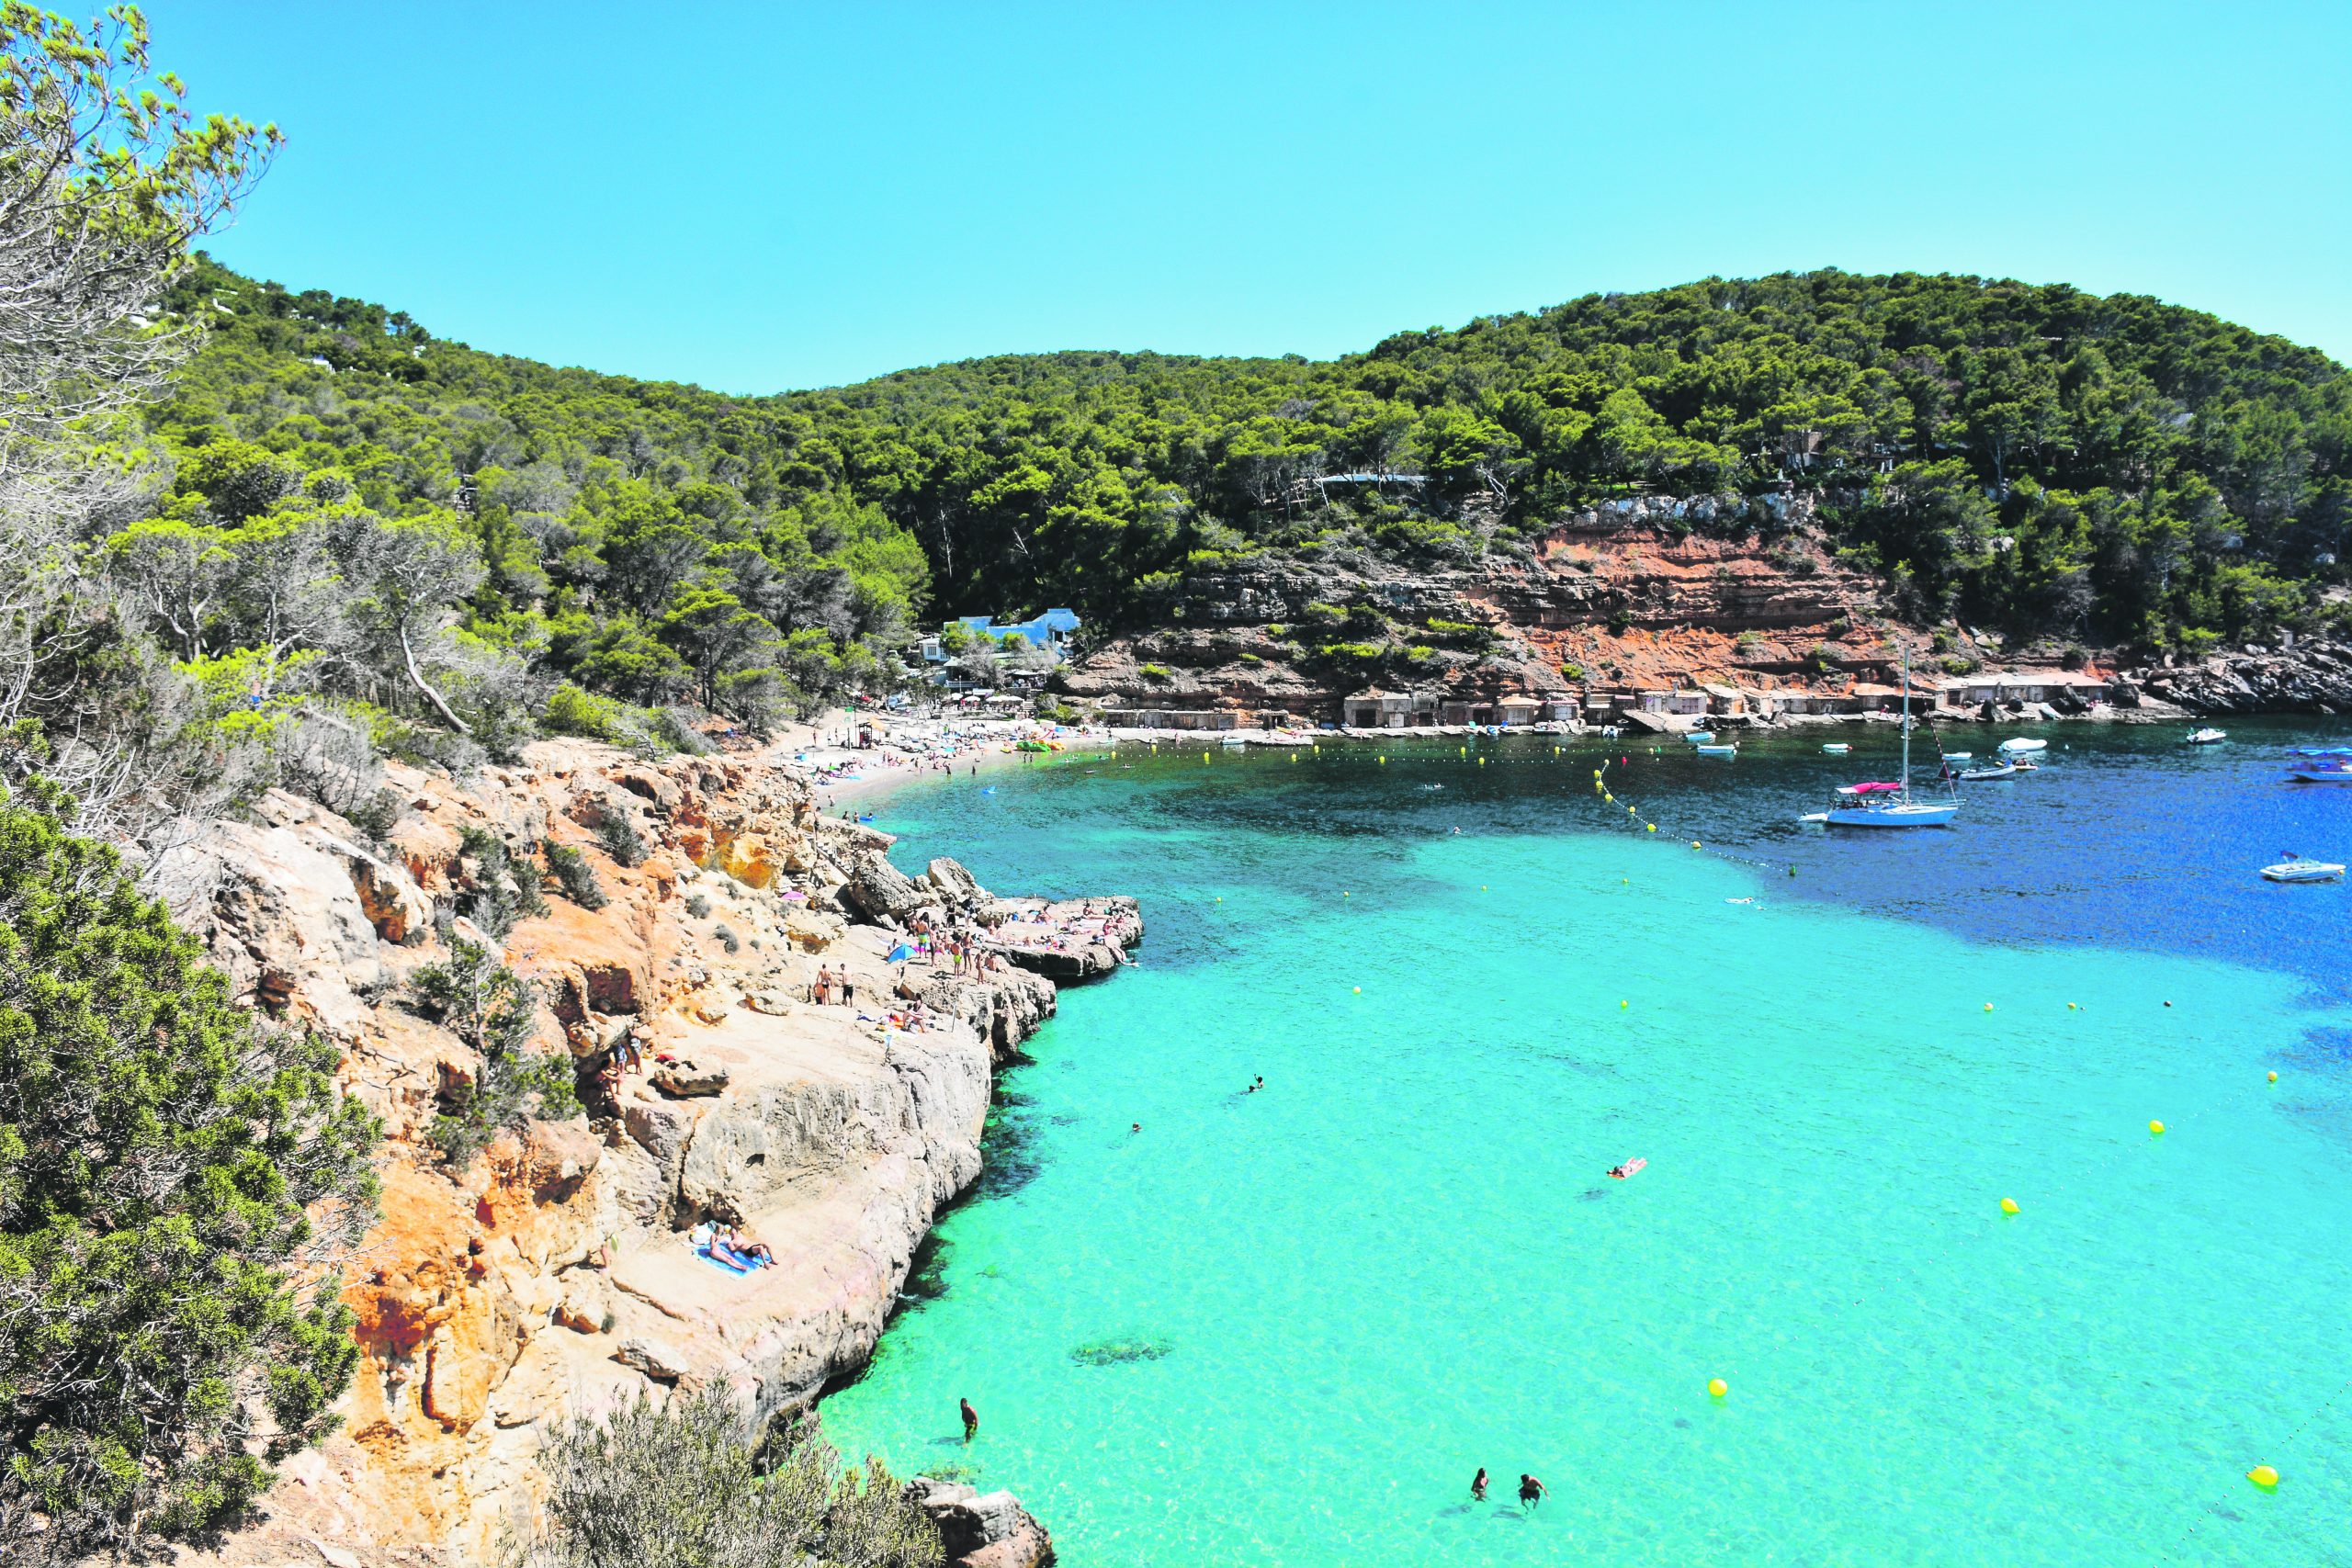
(410, 939), (574, 1164)
(595, 812), (646, 866)
(508, 1392), (942, 1568)
(456, 826), (548, 938)
(543, 840), (607, 910)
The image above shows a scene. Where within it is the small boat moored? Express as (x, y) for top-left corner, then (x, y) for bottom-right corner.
(1821, 742), (1850, 754)
(1694, 743), (1737, 758)
(2287, 747), (2352, 783)
(1959, 762), (2019, 781)
(2188, 728), (2227, 745)
(1997, 738), (2048, 757)
(2261, 857), (2346, 883)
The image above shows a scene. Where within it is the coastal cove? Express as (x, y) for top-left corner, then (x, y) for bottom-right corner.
(823, 728), (2352, 1566)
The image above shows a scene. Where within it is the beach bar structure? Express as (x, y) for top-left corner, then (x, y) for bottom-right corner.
(918, 607), (1081, 674)
(1937, 671), (2112, 708)
(1344, 689), (1440, 728)
(1101, 707), (1240, 730)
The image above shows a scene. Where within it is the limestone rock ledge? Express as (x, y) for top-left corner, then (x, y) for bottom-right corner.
(155, 739), (1109, 1568)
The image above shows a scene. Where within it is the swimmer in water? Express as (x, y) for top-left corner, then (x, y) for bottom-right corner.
(1471, 1467), (1488, 1501)
(1519, 1473), (1547, 1510)
(1130, 1122), (1141, 1134)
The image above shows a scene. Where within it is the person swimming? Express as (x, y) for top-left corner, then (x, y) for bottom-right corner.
(960, 1397), (978, 1441)
(1607, 1164), (1625, 1178)
(1471, 1467), (1487, 1501)
(1518, 1473), (1547, 1509)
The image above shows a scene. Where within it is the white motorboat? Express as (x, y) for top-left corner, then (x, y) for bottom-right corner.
(1940, 751), (1973, 762)
(1685, 730), (1714, 744)
(1997, 738), (2048, 756)
(1958, 762), (2019, 781)
(2261, 858), (2345, 883)
(2188, 728), (2226, 745)
(1821, 743), (1850, 754)
(1693, 743), (1736, 758)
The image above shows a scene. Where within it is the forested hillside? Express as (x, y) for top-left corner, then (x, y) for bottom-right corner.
(157, 260), (2349, 695)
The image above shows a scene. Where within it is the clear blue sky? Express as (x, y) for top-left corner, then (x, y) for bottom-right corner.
(150, 0), (2351, 394)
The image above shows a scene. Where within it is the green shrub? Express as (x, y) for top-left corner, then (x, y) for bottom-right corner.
(456, 826), (548, 937)
(684, 892), (712, 919)
(1138, 662), (1170, 680)
(714, 924), (740, 954)
(411, 939), (574, 1164)
(345, 785), (407, 845)
(508, 1392), (942, 1568)
(595, 811), (646, 866)
(649, 705), (714, 755)
(0, 791), (379, 1556)
(543, 840), (607, 910)
(543, 682), (630, 742)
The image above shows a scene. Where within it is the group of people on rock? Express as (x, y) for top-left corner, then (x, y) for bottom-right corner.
(810, 964), (858, 1007)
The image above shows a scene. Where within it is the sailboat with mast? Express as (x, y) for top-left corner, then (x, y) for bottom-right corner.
(1807, 646), (1961, 829)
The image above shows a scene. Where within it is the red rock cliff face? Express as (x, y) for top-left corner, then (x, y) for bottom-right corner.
(1056, 493), (1928, 716)
(157, 741), (1087, 1568)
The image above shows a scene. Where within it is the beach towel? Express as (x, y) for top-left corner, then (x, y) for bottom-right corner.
(695, 1243), (752, 1275)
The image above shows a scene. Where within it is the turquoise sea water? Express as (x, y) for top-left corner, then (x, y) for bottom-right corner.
(823, 727), (2352, 1566)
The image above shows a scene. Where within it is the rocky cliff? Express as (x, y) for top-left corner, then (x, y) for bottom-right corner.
(156, 740), (1128, 1567)
(1055, 493), (1949, 716)
(2113, 637), (2352, 716)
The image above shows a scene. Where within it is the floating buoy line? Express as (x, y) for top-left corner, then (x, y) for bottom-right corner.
(1164, 735), (2305, 1503)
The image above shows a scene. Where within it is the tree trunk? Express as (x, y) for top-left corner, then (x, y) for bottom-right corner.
(399, 623), (471, 734)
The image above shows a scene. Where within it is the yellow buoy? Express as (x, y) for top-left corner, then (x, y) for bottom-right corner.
(1628, 806), (1637, 815)
(1202, 752), (1210, 762)
(2248, 1464), (2278, 1489)
(1352, 987), (1361, 994)
(1646, 823), (1657, 831)
(1342, 891), (1351, 897)
(2000, 1197), (2020, 1214)
(1690, 840), (1701, 850)
(1620, 999), (1628, 1009)
(1984, 1002), (1995, 1011)
(2068, 1001), (2078, 1010)
(2268, 1070), (2279, 1082)
(1707, 1378), (1728, 1398)
(1479, 757), (1486, 767)
(2149, 1120), (2165, 1134)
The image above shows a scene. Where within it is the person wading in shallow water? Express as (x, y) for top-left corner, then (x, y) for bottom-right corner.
(960, 1397), (979, 1442)
(1518, 1473), (1547, 1510)
(1471, 1467), (1487, 1501)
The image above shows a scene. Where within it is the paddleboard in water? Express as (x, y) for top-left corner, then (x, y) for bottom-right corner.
(1609, 1157), (1647, 1179)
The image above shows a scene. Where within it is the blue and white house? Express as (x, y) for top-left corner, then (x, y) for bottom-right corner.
(918, 607), (1081, 680)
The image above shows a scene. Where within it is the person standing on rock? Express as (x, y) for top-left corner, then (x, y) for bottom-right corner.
(960, 1397), (979, 1442)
